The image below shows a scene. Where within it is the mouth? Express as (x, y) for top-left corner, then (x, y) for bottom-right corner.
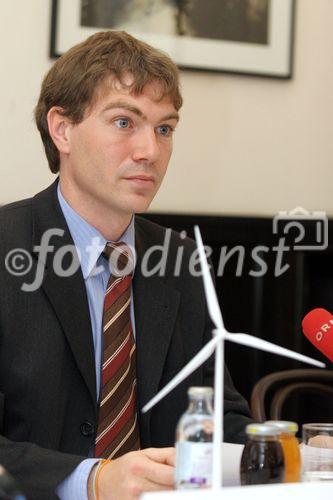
(124, 175), (155, 187)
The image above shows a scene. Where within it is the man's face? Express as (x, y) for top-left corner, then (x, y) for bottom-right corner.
(61, 77), (179, 218)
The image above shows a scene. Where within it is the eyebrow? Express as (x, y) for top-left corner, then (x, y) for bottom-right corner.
(102, 100), (180, 122)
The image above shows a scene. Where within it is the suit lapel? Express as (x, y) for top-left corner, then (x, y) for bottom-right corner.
(30, 182), (180, 439)
(31, 180), (96, 406)
(133, 220), (180, 444)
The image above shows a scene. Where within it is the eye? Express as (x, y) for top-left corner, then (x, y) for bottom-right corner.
(114, 118), (131, 129)
(157, 125), (174, 136)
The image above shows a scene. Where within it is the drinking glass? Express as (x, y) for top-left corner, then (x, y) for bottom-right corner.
(302, 423), (333, 481)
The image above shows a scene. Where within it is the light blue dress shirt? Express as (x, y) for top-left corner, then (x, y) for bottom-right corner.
(56, 185), (136, 500)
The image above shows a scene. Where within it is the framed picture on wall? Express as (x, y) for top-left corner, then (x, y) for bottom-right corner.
(50, 0), (295, 78)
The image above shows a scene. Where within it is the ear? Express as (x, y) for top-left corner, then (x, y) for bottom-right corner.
(47, 106), (73, 155)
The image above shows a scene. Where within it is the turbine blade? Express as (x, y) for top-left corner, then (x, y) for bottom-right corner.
(194, 226), (224, 330)
(142, 335), (221, 413)
(225, 333), (325, 368)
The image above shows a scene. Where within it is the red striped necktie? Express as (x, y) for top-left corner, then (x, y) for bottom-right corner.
(94, 242), (140, 459)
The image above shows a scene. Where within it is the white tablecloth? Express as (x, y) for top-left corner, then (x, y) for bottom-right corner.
(141, 482), (333, 500)
(141, 442), (333, 499)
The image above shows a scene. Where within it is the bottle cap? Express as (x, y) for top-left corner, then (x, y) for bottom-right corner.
(188, 386), (214, 398)
(246, 423), (280, 436)
(265, 420), (298, 433)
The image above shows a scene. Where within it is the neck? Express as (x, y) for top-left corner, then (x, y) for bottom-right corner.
(58, 178), (132, 241)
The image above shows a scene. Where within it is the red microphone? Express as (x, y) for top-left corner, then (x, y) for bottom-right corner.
(302, 308), (333, 362)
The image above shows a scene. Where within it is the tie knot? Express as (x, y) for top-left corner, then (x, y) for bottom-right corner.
(103, 242), (135, 277)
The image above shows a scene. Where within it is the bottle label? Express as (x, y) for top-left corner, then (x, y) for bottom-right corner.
(175, 441), (213, 488)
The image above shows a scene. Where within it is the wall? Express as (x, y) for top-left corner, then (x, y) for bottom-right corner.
(0, 0), (332, 216)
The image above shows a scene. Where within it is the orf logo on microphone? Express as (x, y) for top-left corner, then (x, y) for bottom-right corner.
(273, 207), (328, 251)
(315, 319), (333, 342)
(302, 308), (333, 363)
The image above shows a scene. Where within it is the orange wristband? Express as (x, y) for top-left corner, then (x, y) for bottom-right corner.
(93, 459), (112, 500)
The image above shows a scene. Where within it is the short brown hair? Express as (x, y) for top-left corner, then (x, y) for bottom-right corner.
(35, 30), (183, 173)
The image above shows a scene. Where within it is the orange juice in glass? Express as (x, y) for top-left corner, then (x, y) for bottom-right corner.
(266, 421), (300, 482)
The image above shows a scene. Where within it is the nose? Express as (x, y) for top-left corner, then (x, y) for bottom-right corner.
(131, 127), (160, 164)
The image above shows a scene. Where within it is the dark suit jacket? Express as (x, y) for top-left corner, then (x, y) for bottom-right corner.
(0, 180), (252, 499)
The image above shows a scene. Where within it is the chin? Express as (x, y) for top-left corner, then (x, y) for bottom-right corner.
(130, 198), (153, 215)
(132, 203), (151, 214)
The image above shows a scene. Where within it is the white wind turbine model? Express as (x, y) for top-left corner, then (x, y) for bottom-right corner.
(142, 226), (325, 490)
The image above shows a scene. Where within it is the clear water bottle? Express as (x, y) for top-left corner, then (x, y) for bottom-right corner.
(175, 386), (214, 489)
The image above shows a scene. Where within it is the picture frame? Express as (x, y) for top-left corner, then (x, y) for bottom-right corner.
(50, 0), (295, 78)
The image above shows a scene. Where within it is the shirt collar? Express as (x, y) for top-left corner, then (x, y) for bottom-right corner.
(57, 184), (135, 279)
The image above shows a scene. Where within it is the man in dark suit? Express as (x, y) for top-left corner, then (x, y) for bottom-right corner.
(0, 31), (252, 499)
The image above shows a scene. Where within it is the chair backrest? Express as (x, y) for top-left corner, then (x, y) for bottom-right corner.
(251, 369), (333, 422)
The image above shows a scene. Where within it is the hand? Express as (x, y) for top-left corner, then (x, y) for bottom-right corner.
(89, 447), (175, 500)
(308, 435), (333, 448)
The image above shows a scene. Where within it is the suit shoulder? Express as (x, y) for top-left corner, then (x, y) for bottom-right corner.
(0, 197), (32, 222)
(0, 197), (34, 253)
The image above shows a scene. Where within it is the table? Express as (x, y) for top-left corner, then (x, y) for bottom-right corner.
(142, 482), (333, 499)
(141, 442), (333, 499)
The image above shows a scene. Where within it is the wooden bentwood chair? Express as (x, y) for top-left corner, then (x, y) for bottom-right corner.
(250, 369), (333, 422)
